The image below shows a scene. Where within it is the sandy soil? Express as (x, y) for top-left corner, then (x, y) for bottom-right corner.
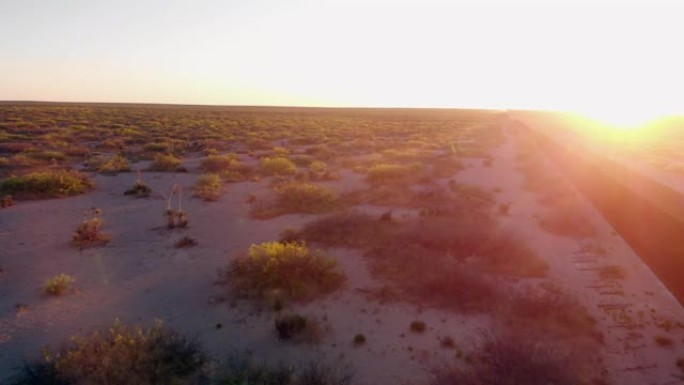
(0, 119), (682, 384)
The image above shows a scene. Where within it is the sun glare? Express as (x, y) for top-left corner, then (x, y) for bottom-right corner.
(582, 109), (661, 131)
(567, 106), (672, 144)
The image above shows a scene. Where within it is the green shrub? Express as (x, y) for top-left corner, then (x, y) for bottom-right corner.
(44, 274), (75, 295)
(220, 241), (345, 303)
(410, 320), (426, 333)
(71, 207), (109, 247)
(193, 173), (222, 201)
(13, 320), (206, 385)
(260, 156), (296, 176)
(149, 153), (183, 172)
(1, 169), (93, 199)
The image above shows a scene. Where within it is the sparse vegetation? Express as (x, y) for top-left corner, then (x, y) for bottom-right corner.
(0, 105), (625, 385)
(44, 274), (75, 295)
(1, 169), (93, 199)
(219, 241), (345, 303)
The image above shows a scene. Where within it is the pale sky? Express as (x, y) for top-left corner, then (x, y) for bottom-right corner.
(1, 0), (682, 122)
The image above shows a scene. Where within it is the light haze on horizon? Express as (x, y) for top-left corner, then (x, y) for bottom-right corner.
(1, 0), (683, 122)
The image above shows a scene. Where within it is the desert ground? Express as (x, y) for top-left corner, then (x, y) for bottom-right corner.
(0, 104), (682, 384)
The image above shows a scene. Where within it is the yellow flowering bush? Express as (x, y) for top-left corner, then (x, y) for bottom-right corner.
(221, 241), (345, 303)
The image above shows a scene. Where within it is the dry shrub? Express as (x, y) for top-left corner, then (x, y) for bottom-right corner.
(366, 163), (422, 184)
(175, 236), (198, 248)
(375, 255), (502, 313)
(14, 320), (206, 385)
(44, 274), (75, 295)
(391, 217), (547, 278)
(200, 153), (238, 173)
(97, 154), (131, 174)
(298, 211), (397, 249)
(124, 181), (151, 198)
(251, 182), (339, 218)
(430, 333), (595, 385)
(507, 283), (600, 342)
(71, 207), (110, 248)
(149, 153), (183, 172)
(274, 313), (322, 344)
(193, 173), (222, 201)
(260, 156), (296, 176)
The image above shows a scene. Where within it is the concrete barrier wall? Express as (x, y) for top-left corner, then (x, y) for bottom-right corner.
(517, 121), (684, 305)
